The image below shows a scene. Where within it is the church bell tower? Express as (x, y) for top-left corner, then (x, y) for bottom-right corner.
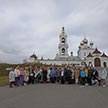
(57, 27), (69, 60)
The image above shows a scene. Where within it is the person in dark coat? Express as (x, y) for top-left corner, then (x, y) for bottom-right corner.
(61, 68), (65, 84)
(42, 67), (47, 83)
(92, 68), (99, 85)
(66, 67), (72, 84)
(88, 67), (94, 85)
(28, 66), (35, 84)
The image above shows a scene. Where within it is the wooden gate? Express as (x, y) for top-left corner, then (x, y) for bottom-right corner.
(94, 58), (101, 67)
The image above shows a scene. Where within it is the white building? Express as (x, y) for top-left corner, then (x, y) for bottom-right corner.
(24, 27), (108, 67)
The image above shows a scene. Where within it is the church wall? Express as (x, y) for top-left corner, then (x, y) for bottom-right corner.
(37, 59), (81, 65)
(101, 58), (108, 67)
(86, 57), (108, 67)
(79, 49), (94, 60)
(85, 57), (94, 66)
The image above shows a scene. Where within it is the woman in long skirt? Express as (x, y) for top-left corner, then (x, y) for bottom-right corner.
(19, 67), (24, 86)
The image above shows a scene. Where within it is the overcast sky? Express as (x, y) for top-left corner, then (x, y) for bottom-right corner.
(0, 0), (108, 63)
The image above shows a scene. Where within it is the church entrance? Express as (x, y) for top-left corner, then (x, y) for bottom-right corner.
(94, 58), (101, 67)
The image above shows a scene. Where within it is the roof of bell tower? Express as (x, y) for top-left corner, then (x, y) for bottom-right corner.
(60, 27), (67, 37)
(62, 27), (64, 32)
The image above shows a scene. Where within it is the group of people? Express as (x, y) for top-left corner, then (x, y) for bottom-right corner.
(9, 65), (108, 88)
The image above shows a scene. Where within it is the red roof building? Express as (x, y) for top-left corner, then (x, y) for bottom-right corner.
(87, 53), (93, 57)
(92, 48), (101, 54)
(101, 53), (108, 57)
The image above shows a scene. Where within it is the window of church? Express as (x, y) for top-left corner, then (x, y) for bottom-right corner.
(61, 48), (65, 55)
(103, 62), (107, 67)
(61, 38), (65, 43)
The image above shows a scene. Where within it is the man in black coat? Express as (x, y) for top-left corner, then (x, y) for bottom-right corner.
(28, 66), (35, 84)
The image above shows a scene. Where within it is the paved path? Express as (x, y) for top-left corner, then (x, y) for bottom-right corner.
(0, 84), (108, 108)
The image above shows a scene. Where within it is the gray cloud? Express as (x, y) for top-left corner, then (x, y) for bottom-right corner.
(0, 0), (108, 63)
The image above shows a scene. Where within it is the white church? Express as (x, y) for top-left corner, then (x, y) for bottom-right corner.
(23, 27), (108, 67)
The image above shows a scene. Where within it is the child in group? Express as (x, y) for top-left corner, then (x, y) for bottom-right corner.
(80, 68), (86, 86)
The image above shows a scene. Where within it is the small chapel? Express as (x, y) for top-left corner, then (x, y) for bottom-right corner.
(24, 27), (108, 67)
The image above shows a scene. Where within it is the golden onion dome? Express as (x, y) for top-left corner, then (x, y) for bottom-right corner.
(82, 37), (88, 44)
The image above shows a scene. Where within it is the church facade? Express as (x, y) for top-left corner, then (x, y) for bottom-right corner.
(23, 27), (108, 67)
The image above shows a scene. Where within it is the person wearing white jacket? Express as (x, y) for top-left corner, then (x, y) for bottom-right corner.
(9, 68), (15, 88)
(100, 67), (108, 87)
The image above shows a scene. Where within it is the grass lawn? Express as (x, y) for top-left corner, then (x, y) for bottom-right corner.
(0, 76), (9, 87)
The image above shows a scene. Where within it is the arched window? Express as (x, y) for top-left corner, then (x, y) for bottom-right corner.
(61, 48), (65, 55)
(103, 62), (107, 67)
(88, 62), (93, 67)
(61, 38), (65, 43)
